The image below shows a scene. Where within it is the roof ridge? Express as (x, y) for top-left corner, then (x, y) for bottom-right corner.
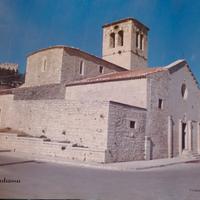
(164, 59), (186, 69)
(66, 67), (167, 87)
(165, 59), (200, 90)
(27, 45), (127, 71)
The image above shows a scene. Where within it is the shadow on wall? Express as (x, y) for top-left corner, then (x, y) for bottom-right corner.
(145, 136), (155, 160)
(149, 139), (155, 160)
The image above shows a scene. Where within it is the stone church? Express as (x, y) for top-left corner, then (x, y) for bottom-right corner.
(0, 18), (199, 163)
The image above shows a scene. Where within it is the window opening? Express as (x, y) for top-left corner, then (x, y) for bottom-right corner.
(110, 33), (115, 48)
(118, 30), (124, 46)
(79, 60), (84, 75)
(158, 99), (163, 109)
(130, 121), (136, 129)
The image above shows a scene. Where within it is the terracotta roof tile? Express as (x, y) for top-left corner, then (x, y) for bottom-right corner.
(66, 67), (167, 86)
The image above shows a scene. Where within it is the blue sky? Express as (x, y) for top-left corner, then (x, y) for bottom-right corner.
(0, 0), (200, 82)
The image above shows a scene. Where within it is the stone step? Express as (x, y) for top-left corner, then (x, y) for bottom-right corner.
(191, 154), (200, 159)
(0, 149), (11, 153)
(181, 150), (200, 159)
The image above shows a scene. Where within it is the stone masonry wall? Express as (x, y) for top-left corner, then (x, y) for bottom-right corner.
(0, 94), (14, 127)
(13, 84), (65, 100)
(146, 65), (200, 160)
(61, 49), (125, 83)
(0, 133), (106, 162)
(106, 101), (146, 162)
(25, 46), (125, 88)
(146, 71), (169, 159)
(0, 99), (110, 150)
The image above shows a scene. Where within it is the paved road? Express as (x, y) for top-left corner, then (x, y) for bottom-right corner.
(0, 155), (200, 200)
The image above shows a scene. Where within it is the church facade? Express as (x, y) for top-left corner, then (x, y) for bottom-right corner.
(0, 18), (199, 163)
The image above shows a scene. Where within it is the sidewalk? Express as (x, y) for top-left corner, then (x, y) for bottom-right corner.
(0, 150), (198, 171)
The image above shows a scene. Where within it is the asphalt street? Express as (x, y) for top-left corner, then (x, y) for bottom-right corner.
(0, 155), (200, 200)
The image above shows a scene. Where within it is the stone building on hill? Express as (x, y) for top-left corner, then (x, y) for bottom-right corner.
(0, 18), (199, 163)
(0, 63), (24, 89)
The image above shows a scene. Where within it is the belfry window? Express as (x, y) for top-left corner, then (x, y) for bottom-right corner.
(79, 60), (84, 75)
(110, 32), (115, 48)
(118, 30), (124, 46)
(136, 32), (144, 50)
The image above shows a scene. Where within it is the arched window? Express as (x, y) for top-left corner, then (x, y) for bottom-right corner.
(181, 83), (188, 100)
(136, 32), (140, 48)
(41, 57), (47, 72)
(79, 60), (84, 75)
(99, 65), (104, 74)
(140, 34), (144, 50)
(110, 32), (115, 48)
(118, 30), (124, 46)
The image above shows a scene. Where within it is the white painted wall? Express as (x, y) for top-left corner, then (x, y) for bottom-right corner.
(65, 78), (148, 109)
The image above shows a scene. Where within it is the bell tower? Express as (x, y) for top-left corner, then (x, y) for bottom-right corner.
(102, 18), (149, 70)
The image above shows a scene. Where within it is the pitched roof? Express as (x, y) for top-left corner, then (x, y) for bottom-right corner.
(102, 17), (149, 31)
(165, 59), (199, 88)
(164, 59), (186, 73)
(110, 101), (147, 111)
(66, 67), (167, 86)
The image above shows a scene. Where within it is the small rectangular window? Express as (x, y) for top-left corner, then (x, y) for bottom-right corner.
(99, 66), (104, 74)
(130, 121), (136, 129)
(158, 99), (163, 109)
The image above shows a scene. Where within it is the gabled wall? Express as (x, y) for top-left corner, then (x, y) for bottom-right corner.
(146, 63), (200, 159)
(25, 48), (63, 87)
(168, 64), (200, 156)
